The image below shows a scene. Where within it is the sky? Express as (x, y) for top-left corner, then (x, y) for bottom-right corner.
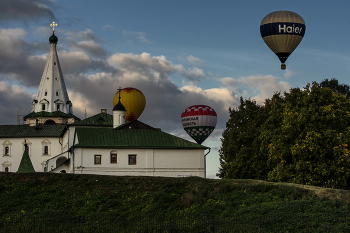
(1, 0), (350, 179)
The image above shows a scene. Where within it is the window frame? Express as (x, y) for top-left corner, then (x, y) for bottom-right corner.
(44, 146), (49, 155)
(128, 154), (137, 165)
(110, 152), (118, 164)
(4, 147), (9, 156)
(94, 155), (102, 165)
(42, 104), (46, 111)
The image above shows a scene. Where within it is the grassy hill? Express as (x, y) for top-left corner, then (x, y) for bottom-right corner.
(1, 172), (350, 232)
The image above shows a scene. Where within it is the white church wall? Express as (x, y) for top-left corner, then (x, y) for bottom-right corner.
(0, 137), (63, 172)
(72, 147), (205, 177)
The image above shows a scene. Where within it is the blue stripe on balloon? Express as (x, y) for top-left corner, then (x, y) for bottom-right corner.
(260, 22), (305, 38)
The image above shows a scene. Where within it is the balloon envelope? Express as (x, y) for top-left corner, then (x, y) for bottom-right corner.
(113, 87), (146, 121)
(260, 11), (306, 68)
(181, 105), (217, 145)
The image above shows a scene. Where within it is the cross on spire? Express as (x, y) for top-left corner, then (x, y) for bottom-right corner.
(50, 22), (58, 31)
(117, 87), (123, 101)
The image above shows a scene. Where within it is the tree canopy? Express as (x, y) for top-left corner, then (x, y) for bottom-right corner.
(218, 79), (350, 187)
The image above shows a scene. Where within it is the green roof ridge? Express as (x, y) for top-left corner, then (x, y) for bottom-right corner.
(17, 144), (35, 173)
(72, 112), (113, 126)
(23, 111), (81, 121)
(74, 128), (209, 149)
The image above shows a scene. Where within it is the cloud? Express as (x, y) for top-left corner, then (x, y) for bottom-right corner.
(102, 25), (118, 31)
(122, 31), (150, 43)
(221, 75), (291, 104)
(66, 29), (100, 43)
(0, 28), (47, 86)
(284, 69), (296, 78)
(107, 52), (206, 82)
(64, 29), (108, 58)
(0, 81), (34, 125)
(0, 0), (55, 22)
(187, 55), (205, 65)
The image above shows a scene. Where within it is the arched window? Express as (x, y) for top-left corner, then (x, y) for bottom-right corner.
(56, 90), (59, 96)
(111, 152), (117, 164)
(45, 90), (47, 96)
(5, 147), (9, 155)
(5, 167), (8, 172)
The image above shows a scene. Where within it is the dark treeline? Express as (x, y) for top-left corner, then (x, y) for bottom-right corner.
(218, 78), (350, 187)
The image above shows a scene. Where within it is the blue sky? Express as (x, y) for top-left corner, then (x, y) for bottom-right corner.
(1, 0), (350, 178)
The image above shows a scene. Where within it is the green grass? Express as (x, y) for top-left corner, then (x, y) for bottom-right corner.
(1, 172), (350, 232)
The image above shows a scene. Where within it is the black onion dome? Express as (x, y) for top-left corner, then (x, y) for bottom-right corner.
(113, 100), (126, 111)
(49, 32), (58, 43)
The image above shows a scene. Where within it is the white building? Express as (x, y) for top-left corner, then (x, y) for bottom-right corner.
(0, 28), (210, 178)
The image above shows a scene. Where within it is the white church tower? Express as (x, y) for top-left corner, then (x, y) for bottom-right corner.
(24, 22), (80, 125)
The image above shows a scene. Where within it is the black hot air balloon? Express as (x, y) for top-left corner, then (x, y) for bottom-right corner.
(260, 11), (306, 70)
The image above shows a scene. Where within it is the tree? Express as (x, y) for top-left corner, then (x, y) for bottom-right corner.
(319, 78), (350, 99)
(218, 97), (271, 179)
(219, 79), (350, 186)
(262, 82), (350, 186)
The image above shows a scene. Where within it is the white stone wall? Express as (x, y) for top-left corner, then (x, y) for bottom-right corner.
(72, 147), (205, 177)
(0, 137), (63, 172)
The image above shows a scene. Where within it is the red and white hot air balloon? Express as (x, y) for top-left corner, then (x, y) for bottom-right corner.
(181, 105), (217, 144)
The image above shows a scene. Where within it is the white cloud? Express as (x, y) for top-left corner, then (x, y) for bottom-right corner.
(221, 75), (291, 105)
(102, 25), (118, 31)
(284, 69), (296, 78)
(181, 84), (238, 113)
(187, 55), (205, 65)
(122, 31), (150, 43)
(107, 52), (206, 82)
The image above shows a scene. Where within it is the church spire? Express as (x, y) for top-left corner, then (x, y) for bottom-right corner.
(26, 22), (78, 125)
(17, 142), (35, 173)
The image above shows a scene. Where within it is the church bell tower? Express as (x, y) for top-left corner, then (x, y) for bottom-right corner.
(23, 22), (80, 125)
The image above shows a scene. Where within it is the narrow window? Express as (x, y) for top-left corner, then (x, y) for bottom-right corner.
(128, 154), (136, 165)
(5, 146), (9, 155)
(42, 104), (45, 111)
(45, 91), (47, 96)
(57, 104), (60, 111)
(44, 146), (48, 155)
(54, 62), (56, 65)
(56, 91), (59, 96)
(111, 153), (117, 164)
(94, 155), (101, 165)
(5, 167), (8, 172)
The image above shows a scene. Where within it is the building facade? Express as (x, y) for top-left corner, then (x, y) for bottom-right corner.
(0, 30), (210, 178)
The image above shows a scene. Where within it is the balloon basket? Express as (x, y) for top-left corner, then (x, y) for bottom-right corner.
(281, 64), (286, 70)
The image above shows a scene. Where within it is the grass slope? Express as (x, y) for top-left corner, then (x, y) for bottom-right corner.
(1, 172), (350, 219)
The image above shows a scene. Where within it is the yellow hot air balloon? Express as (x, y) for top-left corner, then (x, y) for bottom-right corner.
(113, 87), (146, 121)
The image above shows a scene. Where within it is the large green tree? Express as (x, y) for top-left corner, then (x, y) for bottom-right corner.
(219, 80), (350, 186)
(218, 96), (272, 179)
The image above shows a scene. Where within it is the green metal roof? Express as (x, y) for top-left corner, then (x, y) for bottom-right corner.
(0, 125), (66, 138)
(17, 145), (35, 173)
(74, 127), (209, 149)
(75, 127), (113, 143)
(23, 111), (81, 121)
(72, 112), (113, 127)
